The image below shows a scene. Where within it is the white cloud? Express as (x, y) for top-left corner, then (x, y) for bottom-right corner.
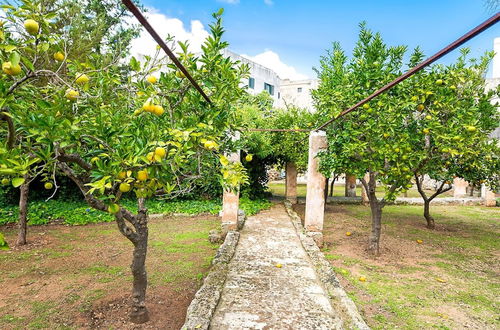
(241, 50), (308, 80)
(217, 0), (240, 4)
(130, 8), (209, 59)
(264, 0), (274, 5)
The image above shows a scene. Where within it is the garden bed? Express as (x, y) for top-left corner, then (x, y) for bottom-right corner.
(293, 203), (499, 329)
(0, 214), (221, 329)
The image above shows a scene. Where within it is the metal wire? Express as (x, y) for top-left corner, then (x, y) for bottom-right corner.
(314, 12), (500, 132)
(121, 0), (212, 104)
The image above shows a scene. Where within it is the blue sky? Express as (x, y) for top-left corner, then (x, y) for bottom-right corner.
(135, 0), (499, 79)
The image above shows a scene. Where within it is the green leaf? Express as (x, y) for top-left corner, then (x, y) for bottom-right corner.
(9, 51), (20, 66)
(4, 45), (17, 52)
(11, 177), (25, 188)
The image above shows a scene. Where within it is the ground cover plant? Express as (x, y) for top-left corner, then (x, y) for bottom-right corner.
(293, 203), (500, 329)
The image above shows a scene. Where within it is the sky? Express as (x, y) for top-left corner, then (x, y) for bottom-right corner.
(131, 0), (500, 80)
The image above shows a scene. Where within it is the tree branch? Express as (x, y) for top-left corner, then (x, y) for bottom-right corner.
(0, 110), (15, 150)
(56, 151), (93, 172)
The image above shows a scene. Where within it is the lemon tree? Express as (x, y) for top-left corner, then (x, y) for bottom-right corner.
(406, 49), (499, 228)
(0, 2), (247, 324)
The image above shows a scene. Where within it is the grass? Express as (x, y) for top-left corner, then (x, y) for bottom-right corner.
(267, 182), (453, 199)
(0, 213), (223, 329)
(293, 203), (500, 329)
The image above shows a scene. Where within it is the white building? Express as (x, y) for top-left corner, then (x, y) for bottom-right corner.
(223, 49), (318, 111)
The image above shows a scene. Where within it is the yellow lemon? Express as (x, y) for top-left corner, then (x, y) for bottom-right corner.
(65, 89), (79, 101)
(24, 19), (39, 35)
(359, 276), (367, 282)
(2, 61), (22, 76)
(117, 171), (127, 180)
(119, 183), (131, 193)
(245, 154), (253, 162)
(142, 102), (154, 112)
(108, 203), (120, 214)
(155, 147), (166, 158)
(1, 178), (9, 185)
(146, 152), (155, 162)
(75, 73), (89, 85)
(416, 239), (423, 244)
(146, 75), (157, 84)
(54, 51), (65, 62)
(203, 140), (218, 150)
(275, 263), (282, 268)
(346, 231), (352, 236)
(417, 104), (425, 111)
(137, 170), (148, 181)
(153, 105), (165, 116)
(44, 182), (53, 190)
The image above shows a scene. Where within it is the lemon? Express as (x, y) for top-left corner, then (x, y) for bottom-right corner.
(142, 102), (154, 112)
(1, 178), (10, 185)
(117, 171), (127, 180)
(346, 232), (352, 236)
(65, 89), (79, 101)
(359, 276), (367, 282)
(245, 154), (253, 162)
(146, 152), (155, 162)
(275, 263), (282, 268)
(153, 105), (164, 116)
(137, 170), (148, 181)
(75, 73), (89, 85)
(54, 51), (65, 62)
(119, 183), (131, 193)
(108, 203), (120, 214)
(155, 147), (166, 158)
(24, 19), (39, 35)
(416, 239), (423, 244)
(2, 61), (22, 76)
(146, 75), (157, 84)
(44, 182), (53, 190)
(417, 104), (425, 111)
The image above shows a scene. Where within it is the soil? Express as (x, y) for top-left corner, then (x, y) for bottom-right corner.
(293, 203), (500, 329)
(0, 214), (220, 329)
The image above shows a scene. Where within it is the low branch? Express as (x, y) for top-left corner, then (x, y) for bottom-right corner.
(7, 73), (36, 96)
(56, 152), (93, 172)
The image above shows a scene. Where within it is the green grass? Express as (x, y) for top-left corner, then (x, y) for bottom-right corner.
(0, 197), (271, 227)
(268, 182), (453, 199)
(315, 204), (500, 329)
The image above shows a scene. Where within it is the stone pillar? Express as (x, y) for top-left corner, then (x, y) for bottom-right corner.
(305, 131), (327, 246)
(222, 133), (241, 233)
(481, 185), (497, 207)
(345, 174), (357, 197)
(453, 178), (468, 198)
(285, 162), (298, 204)
(361, 173), (370, 203)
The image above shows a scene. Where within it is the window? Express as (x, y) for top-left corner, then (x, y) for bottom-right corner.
(297, 87), (303, 93)
(264, 83), (274, 96)
(249, 77), (255, 89)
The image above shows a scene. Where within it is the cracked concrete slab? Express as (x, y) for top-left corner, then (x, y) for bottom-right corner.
(210, 204), (343, 330)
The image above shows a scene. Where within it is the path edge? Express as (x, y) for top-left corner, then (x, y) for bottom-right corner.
(284, 200), (370, 330)
(181, 230), (240, 330)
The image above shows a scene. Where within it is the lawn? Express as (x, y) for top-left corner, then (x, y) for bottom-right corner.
(293, 203), (500, 329)
(0, 214), (221, 329)
(268, 182), (453, 199)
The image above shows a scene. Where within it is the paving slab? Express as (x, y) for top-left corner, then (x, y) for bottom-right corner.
(210, 204), (343, 330)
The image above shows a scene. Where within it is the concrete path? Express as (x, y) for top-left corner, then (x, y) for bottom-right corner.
(210, 204), (343, 330)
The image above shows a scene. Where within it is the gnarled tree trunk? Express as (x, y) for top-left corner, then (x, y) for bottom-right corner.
(361, 172), (384, 256)
(423, 200), (435, 229)
(128, 205), (149, 324)
(16, 179), (30, 245)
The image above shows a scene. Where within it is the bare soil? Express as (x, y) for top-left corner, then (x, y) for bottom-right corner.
(0, 214), (220, 329)
(293, 203), (500, 329)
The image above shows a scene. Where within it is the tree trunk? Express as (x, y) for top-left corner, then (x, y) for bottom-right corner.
(329, 176), (336, 197)
(367, 196), (382, 255)
(129, 210), (150, 324)
(16, 180), (30, 245)
(324, 178), (329, 201)
(423, 200), (435, 229)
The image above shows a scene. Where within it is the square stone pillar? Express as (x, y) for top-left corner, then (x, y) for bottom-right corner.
(361, 173), (370, 204)
(305, 131), (327, 246)
(345, 173), (357, 197)
(285, 162), (298, 204)
(222, 132), (241, 234)
(453, 178), (468, 198)
(481, 184), (497, 207)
